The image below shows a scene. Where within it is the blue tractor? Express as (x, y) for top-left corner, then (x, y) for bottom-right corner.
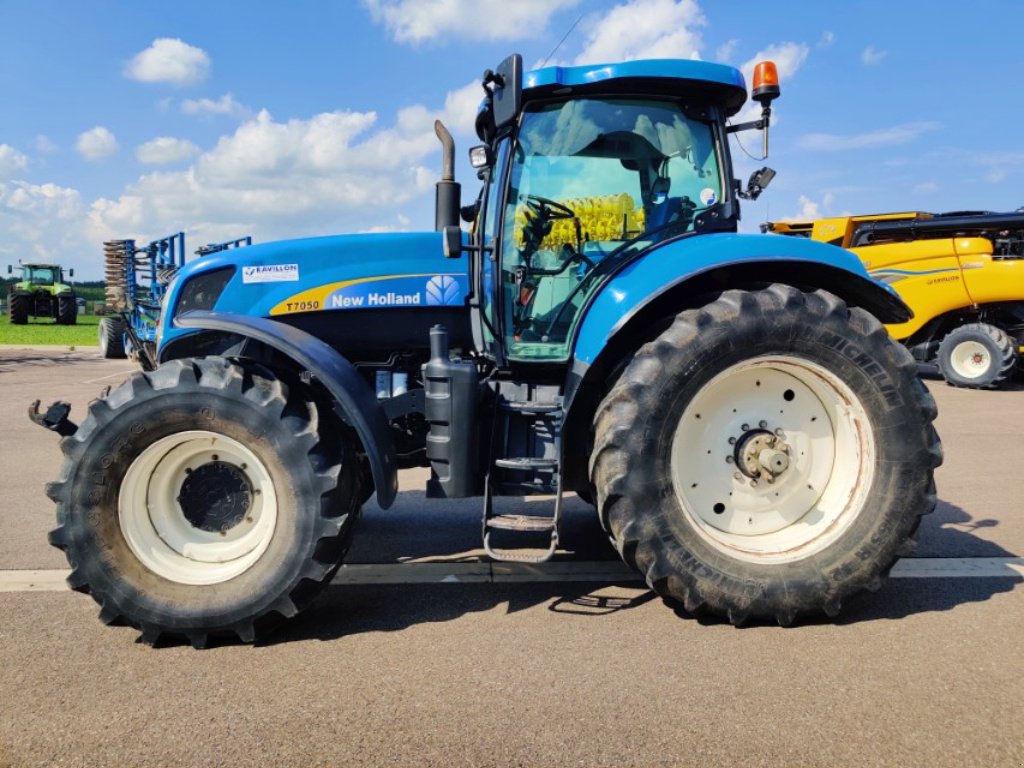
(37, 55), (941, 646)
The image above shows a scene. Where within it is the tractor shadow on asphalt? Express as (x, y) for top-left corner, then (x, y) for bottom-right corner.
(264, 498), (1020, 645)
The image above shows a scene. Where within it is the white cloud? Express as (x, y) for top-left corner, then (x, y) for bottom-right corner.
(781, 192), (834, 222)
(714, 39), (738, 63)
(181, 93), (251, 119)
(75, 127), (119, 161)
(34, 135), (57, 154)
(125, 38), (210, 86)
(363, 0), (578, 43)
(87, 80), (482, 251)
(799, 122), (939, 151)
(572, 0), (704, 64)
(913, 181), (939, 194)
(818, 31), (836, 48)
(0, 145), (29, 179)
(0, 181), (86, 264)
(861, 45), (887, 65)
(136, 137), (201, 165)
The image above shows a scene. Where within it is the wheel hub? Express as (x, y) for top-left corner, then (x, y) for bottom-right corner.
(734, 429), (791, 481)
(177, 461), (253, 533)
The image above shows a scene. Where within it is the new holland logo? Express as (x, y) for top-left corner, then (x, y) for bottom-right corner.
(425, 275), (462, 306)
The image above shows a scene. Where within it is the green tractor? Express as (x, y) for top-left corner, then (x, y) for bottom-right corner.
(6, 263), (77, 325)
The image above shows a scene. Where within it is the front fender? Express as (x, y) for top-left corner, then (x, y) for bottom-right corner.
(172, 311), (398, 509)
(573, 232), (910, 366)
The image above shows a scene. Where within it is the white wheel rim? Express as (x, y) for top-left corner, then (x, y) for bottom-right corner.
(669, 356), (875, 564)
(119, 430), (278, 585)
(949, 340), (990, 379)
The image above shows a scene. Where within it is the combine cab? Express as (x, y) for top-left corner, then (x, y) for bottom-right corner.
(6, 263), (76, 325)
(766, 211), (1024, 388)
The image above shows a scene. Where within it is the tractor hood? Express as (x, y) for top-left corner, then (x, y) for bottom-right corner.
(160, 230), (470, 353)
(170, 231), (467, 316)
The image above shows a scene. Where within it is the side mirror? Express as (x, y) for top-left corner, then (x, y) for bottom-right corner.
(442, 225), (463, 258)
(740, 167), (776, 201)
(491, 53), (522, 130)
(6, 265), (10, 275)
(68, 268), (74, 278)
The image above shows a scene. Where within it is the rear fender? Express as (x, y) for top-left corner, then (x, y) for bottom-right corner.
(169, 311), (398, 509)
(573, 233), (908, 368)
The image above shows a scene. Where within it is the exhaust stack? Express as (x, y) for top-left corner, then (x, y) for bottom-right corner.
(434, 120), (461, 231)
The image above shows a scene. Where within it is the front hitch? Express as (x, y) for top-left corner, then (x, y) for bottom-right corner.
(29, 400), (78, 437)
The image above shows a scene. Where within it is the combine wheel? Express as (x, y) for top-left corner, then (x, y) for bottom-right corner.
(57, 295), (77, 325)
(936, 322), (1016, 389)
(46, 357), (361, 646)
(97, 316), (127, 359)
(8, 293), (28, 324)
(590, 285), (941, 625)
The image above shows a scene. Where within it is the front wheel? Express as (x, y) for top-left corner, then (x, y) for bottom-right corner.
(590, 285), (942, 625)
(57, 295), (77, 325)
(937, 322), (1016, 389)
(47, 357), (361, 646)
(97, 316), (127, 358)
(8, 293), (28, 324)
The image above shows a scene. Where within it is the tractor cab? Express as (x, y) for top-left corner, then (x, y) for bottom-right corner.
(443, 55), (776, 364)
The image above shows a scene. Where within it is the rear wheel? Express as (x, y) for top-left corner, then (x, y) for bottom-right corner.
(590, 285), (942, 625)
(937, 322), (1016, 389)
(8, 293), (28, 324)
(47, 357), (361, 646)
(98, 316), (127, 358)
(57, 294), (77, 324)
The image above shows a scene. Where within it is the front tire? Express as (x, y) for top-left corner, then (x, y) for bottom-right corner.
(97, 316), (127, 358)
(57, 294), (77, 325)
(8, 293), (28, 324)
(47, 357), (361, 646)
(590, 286), (942, 625)
(937, 322), (1016, 389)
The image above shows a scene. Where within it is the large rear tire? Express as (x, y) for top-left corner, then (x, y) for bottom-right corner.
(47, 357), (361, 646)
(936, 322), (1016, 389)
(8, 293), (28, 324)
(97, 316), (127, 359)
(590, 285), (942, 625)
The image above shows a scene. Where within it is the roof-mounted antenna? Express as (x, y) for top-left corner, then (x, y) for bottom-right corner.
(539, 13), (583, 69)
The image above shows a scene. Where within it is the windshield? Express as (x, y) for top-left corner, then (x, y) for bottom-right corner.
(26, 267), (56, 284)
(500, 97), (722, 361)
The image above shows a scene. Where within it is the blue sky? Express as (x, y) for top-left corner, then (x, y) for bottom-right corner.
(2, 0), (1022, 279)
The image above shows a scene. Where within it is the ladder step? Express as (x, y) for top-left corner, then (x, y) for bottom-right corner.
(494, 457), (558, 470)
(485, 514), (557, 532)
(500, 400), (562, 414)
(496, 481), (557, 495)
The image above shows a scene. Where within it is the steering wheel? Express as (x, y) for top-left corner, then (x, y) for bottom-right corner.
(525, 194), (577, 220)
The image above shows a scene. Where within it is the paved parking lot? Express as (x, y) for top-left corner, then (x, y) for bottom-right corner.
(1, 347), (1021, 767)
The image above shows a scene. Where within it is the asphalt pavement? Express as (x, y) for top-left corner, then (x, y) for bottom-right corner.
(0, 347), (1021, 767)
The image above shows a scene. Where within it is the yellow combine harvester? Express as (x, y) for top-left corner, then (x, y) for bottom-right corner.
(765, 211), (1024, 388)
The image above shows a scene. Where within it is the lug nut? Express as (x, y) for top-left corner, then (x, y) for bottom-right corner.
(759, 420), (768, 429)
(741, 423), (750, 431)
(728, 436), (737, 445)
(725, 456), (734, 464)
